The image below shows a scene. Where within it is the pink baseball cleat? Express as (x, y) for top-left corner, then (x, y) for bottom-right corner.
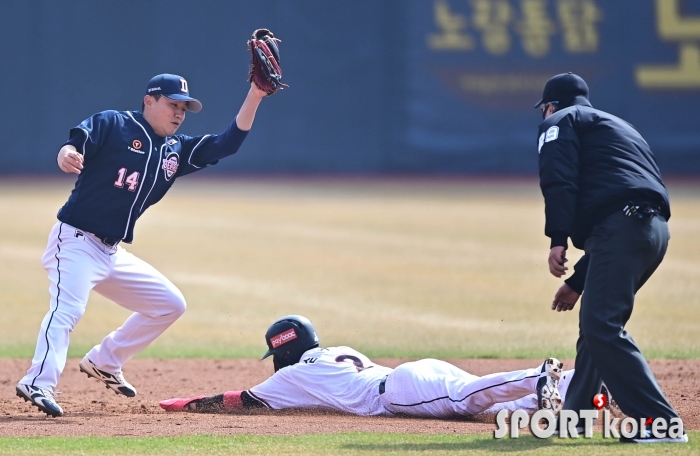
(159, 396), (206, 412)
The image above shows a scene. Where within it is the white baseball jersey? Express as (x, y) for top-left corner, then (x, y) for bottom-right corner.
(250, 346), (393, 416)
(248, 346), (560, 418)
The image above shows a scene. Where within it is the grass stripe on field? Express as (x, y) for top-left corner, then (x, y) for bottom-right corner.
(0, 432), (697, 455)
(1, 179), (699, 359)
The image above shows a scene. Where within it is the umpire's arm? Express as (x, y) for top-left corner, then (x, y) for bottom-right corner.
(538, 113), (580, 276)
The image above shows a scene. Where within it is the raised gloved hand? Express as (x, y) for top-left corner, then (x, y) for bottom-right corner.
(247, 29), (289, 96)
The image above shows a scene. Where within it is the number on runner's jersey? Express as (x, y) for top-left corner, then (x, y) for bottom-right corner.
(114, 168), (140, 191)
(335, 354), (372, 372)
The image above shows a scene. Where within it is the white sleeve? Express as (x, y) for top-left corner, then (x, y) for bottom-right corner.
(249, 368), (306, 410)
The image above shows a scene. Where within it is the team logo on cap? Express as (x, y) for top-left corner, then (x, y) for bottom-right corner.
(162, 152), (179, 181)
(132, 140), (142, 150)
(180, 78), (188, 93)
(270, 328), (297, 348)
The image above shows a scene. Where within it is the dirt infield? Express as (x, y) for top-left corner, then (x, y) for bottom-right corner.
(1, 358), (698, 437)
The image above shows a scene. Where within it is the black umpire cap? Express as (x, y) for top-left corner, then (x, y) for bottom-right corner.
(534, 72), (589, 108)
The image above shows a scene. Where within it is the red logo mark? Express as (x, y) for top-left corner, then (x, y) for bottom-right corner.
(132, 140), (142, 150)
(270, 328), (297, 348)
(645, 417), (653, 426)
(161, 154), (179, 180)
(592, 393), (607, 410)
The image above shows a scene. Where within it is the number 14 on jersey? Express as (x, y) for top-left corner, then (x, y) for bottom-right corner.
(114, 168), (140, 191)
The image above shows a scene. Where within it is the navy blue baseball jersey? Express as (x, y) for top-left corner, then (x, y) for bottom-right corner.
(57, 110), (248, 243)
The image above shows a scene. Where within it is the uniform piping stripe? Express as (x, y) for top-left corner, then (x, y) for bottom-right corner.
(187, 135), (210, 169)
(246, 390), (271, 408)
(139, 142), (162, 214)
(32, 223), (65, 386)
(388, 373), (540, 408)
(79, 128), (89, 159)
(125, 112), (153, 240)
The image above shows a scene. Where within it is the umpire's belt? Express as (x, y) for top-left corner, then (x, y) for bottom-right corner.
(623, 202), (662, 219)
(378, 376), (388, 395)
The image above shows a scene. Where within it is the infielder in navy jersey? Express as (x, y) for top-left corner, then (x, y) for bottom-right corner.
(16, 74), (268, 417)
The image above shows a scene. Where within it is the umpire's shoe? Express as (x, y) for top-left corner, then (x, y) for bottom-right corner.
(79, 356), (137, 397)
(536, 358), (563, 415)
(16, 383), (63, 417)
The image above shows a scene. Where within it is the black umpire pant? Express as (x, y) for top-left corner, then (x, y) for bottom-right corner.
(563, 210), (680, 423)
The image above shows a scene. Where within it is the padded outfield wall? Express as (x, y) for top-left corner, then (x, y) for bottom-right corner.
(1, 0), (699, 174)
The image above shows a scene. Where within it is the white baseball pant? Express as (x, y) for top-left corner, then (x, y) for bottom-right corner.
(20, 222), (186, 389)
(379, 359), (543, 417)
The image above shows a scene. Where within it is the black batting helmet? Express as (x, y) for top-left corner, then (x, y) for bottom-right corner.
(261, 315), (320, 371)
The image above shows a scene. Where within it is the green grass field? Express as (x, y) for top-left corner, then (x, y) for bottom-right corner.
(0, 432), (698, 455)
(1, 177), (699, 359)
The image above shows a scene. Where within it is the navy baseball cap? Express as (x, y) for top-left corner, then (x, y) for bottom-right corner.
(534, 72), (589, 108)
(146, 74), (202, 113)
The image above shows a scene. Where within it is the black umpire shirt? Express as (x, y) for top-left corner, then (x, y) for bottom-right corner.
(537, 96), (670, 293)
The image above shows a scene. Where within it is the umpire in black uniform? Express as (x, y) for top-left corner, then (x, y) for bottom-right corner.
(535, 73), (685, 443)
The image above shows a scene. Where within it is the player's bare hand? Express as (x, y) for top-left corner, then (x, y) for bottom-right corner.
(249, 81), (268, 99)
(57, 146), (84, 174)
(548, 246), (568, 278)
(551, 282), (580, 312)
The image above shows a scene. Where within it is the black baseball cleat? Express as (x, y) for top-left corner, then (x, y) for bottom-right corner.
(16, 383), (63, 417)
(536, 358), (563, 416)
(79, 356), (137, 397)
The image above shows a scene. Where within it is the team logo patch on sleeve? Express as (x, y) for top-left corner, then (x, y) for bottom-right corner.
(270, 329), (297, 348)
(545, 126), (559, 142)
(162, 152), (179, 181)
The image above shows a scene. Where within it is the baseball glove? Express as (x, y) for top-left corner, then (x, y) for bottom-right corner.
(247, 28), (288, 95)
